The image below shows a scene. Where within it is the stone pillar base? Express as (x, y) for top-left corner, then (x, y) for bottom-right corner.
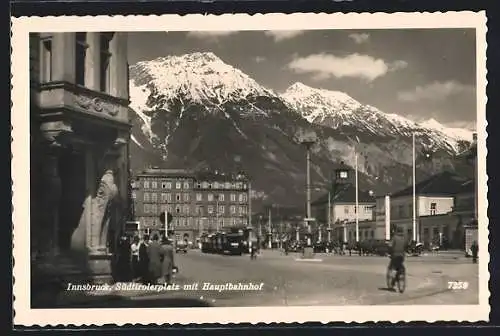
(87, 253), (113, 284)
(302, 247), (315, 259)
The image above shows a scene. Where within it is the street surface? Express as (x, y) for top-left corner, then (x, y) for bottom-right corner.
(56, 249), (479, 308)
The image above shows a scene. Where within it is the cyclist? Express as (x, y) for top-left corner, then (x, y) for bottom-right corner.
(388, 226), (406, 286)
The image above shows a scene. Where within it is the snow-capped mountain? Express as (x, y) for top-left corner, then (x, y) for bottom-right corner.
(128, 52), (474, 208)
(280, 82), (473, 153)
(419, 118), (474, 143)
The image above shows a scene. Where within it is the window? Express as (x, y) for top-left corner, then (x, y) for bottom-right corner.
(230, 194), (236, 202)
(143, 180), (150, 189)
(151, 204), (157, 214)
(166, 182), (172, 189)
(196, 182), (202, 189)
(176, 182), (181, 189)
(354, 206), (357, 214)
(339, 171), (348, 179)
(175, 206), (181, 214)
(219, 205), (225, 214)
(161, 193), (167, 203)
(242, 206), (247, 214)
(184, 205), (190, 215)
(371, 230), (375, 238)
(196, 206), (203, 215)
(99, 33), (113, 93)
(208, 183), (213, 189)
(214, 182), (219, 189)
(166, 205), (173, 213)
(225, 182), (231, 189)
(196, 193), (202, 201)
(151, 181), (158, 189)
(143, 193), (150, 202)
(208, 206), (214, 214)
(166, 193), (172, 202)
(183, 193), (190, 202)
(183, 182), (190, 189)
(40, 37), (52, 82)
(202, 182), (208, 189)
(208, 194), (214, 202)
(75, 32), (87, 86)
(176, 194), (181, 201)
(239, 194), (244, 202)
(143, 204), (150, 213)
(430, 202), (437, 215)
(219, 194), (225, 202)
(151, 193), (157, 202)
(230, 205), (236, 214)
(161, 182), (168, 189)
(239, 206), (244, 215)
(160, 204), (167, 212)
(344, 206), (349, 214)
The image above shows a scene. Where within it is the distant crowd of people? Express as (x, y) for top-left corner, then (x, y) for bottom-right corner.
(113, 234), (175, 285)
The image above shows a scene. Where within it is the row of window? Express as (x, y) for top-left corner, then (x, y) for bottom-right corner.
(343, 205), (373, 215)
(142, 204), (248, 216)
(390, 202), (439, 219)
(137, 216), (248, 228)
(140, 179), (248, 191)
(139, 192), (248, 203)
(40, 33), (114, 93)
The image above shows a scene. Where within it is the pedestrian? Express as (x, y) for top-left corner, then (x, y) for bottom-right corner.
(160, 237), (175, 285)
(131, 236), (140, 280)
(147, 234), (163, 284)
(139, 235), (150, 284)
(115, 235), (132, 282)
(471, 240), (478, 264)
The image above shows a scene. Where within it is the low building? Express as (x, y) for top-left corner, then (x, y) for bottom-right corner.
(375, 171), (470, 246)
(311, 184), (376, 242)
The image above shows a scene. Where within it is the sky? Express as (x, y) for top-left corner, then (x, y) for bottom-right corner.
(128, 29), (477, 130)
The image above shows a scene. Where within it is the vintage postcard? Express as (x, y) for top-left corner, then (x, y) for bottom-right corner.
(12, 12), (489, 326)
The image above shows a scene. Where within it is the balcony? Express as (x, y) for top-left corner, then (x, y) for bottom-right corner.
(37, 81), (130, 128)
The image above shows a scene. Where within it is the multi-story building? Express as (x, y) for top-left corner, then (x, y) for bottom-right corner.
(30, 32), (131, 267)
(132, 168), (251, 244)
(193, 171), (251, 235)
(132, 169), (196, 242)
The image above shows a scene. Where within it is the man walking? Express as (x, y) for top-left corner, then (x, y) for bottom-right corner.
(147, 234), (163, 284)
(160, 237), (175, 285)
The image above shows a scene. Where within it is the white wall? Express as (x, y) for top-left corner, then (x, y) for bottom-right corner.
(332, 203), (374, 222)
(418, 196), (454, 216)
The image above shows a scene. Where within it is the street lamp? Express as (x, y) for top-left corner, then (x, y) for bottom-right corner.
(215, 194), (220, 232)
(298, 132), (317, 234)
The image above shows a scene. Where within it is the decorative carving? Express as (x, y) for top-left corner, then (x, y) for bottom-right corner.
(91, 170), (119, 251)
(74, 95), (120, 117)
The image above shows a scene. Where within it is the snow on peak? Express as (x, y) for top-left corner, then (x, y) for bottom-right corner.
(129, 52), (275, 109)
(419, 118), (474, 142)
(282, 82), (362, 123)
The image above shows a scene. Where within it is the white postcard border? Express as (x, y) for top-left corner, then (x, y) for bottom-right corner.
(12, 12), (489, 326)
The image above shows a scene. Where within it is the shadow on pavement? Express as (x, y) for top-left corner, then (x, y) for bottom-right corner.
(377, 287), (396, 292)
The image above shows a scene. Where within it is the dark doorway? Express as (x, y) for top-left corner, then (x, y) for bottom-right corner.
(58, 148), (86, 251)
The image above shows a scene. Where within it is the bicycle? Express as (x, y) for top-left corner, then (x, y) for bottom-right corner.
(386, 260), (406, 293)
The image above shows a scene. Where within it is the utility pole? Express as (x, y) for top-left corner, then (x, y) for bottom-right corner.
(268, 207), (272, 249)
(412, 132), (417, 242)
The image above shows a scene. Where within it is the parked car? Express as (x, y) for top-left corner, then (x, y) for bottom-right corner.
(175, 240), (188, 254)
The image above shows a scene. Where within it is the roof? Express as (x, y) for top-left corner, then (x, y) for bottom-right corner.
(311, 184), (376, 206)
(195, 170), (249, 182)
(136, 168), (195, 178)
(390, 171), (468, 198)
(456, 179), (475, 194)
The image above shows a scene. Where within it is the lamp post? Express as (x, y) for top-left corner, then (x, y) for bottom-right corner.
(215, 194), (220, 232)
(299, 136), (317, 232)
(412, 132), (418, 243)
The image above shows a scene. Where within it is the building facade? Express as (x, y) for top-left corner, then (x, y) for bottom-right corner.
(132, 168), (251, 243)
(311, 184), (376, 243)
(374, 171), (470, 247)
(30, 32), (131, 270)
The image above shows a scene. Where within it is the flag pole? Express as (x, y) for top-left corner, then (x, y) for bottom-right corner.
(412, 133), (417, 242)
(355, 150), (359, 243)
